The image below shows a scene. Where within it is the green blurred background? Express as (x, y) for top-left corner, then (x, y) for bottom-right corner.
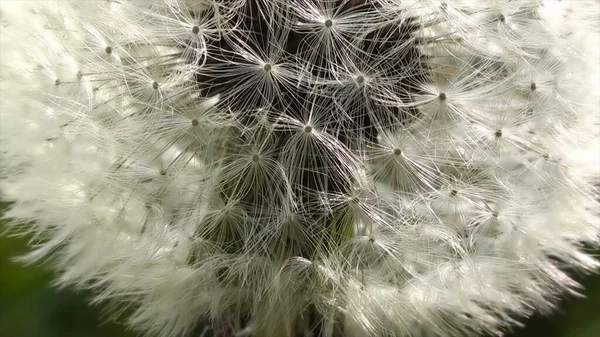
(1, 202), (598, 337)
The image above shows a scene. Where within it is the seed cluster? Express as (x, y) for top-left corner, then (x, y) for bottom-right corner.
(194, 1), (425, 258)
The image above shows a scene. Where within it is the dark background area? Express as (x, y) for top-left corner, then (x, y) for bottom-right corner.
(1, 203), (598, 337)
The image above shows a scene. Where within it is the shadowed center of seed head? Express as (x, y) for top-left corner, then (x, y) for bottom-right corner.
(324, 19), (333, 28)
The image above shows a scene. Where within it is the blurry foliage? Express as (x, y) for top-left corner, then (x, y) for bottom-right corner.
(0, 200), (598, 337)
(0, 232), (138, 337)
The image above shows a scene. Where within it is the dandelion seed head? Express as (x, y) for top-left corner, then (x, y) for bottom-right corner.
(0, 1), (599, 337)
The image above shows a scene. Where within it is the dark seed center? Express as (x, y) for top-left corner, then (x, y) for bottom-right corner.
(356, 75), (365, 85)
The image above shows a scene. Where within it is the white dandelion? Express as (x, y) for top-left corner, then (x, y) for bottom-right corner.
(0, 1), (599, 337)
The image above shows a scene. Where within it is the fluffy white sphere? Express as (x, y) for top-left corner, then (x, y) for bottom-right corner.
(0, 1), (598, 337)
